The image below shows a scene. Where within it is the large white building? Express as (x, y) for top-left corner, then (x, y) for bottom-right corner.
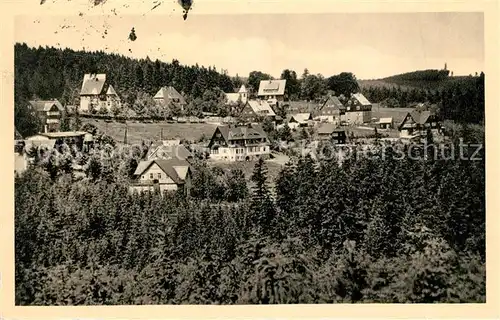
(207, 124), (271, 161)
(257, 79), (287, 107)
(79, 73), (121, 112)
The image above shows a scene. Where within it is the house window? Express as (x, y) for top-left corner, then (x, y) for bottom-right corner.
(150, 173), (154, 179)
(157, 173), (161, 179)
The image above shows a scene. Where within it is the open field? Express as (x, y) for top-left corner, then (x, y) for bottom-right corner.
(83, 119), (218, 144)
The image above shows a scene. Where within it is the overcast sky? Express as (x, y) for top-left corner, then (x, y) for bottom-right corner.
(15, 11), (484, 79)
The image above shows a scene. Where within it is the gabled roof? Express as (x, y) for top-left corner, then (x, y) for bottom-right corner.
(147, 144), (194, 161)
(246, 100), (276, 117)
(321, 96), (344, 110)
(212, 124), (268, 144)
(106, 85), (118, 96)
(28, 100), (63, 112)
(80, 74), (107, 95)
(258, 79), (286, 96)
(398, 110), (434, 130)
(154, 86), (186, 104)
(288, 113), (312, 123)
(351, 93), (371, 106)
(238, 85), (247, 93)
(133, 158), (191, 184)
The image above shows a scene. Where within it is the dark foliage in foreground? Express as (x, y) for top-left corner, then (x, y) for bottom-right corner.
(15, 138), (485, 305)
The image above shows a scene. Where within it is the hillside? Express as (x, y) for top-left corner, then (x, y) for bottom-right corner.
(14, 43), (236, 105)
(359, 69), (479, 91)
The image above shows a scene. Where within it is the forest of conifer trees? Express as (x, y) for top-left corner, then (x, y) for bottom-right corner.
(15, 137), (485, 304)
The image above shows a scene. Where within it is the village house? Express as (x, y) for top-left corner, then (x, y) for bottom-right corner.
(129, 158), (192, 196)
(342, 93), (372, 125)
(239, 100), (276, 123)
(28, 99), (64, 133)
(154, 86), (187, 111)
(377, 117), (394, 130)
(146, 140), (194, 162)
(225, 85), (248, 106)
(79, 73), (121, 112)
(208, 124), (271, 161)
(317, 96), (344, 125)
(286, 113), (313, 130)
(398, 109), (441, 138)
(317, 123), (347, 144)
(257, 79), (287, 108)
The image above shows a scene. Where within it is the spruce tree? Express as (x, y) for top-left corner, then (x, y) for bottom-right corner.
(250, 158), (275, 235)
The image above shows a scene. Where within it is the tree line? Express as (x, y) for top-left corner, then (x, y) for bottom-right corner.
(15, 126), (485, 304)
(361, 73), (485, 124)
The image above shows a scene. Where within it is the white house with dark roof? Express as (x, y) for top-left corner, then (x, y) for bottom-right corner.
(79, 73), (120, 112)
(154, 86), (187, 111)
(129, 158), (192, 196)
(225, 85), (248, 105)
(207, 124), (271, 161)
(257, 79), (287, 107)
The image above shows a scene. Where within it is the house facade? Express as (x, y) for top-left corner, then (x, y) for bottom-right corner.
(79, 74), (121, 112)
(129, 159), (192, 196)
(239, 100), (276, 123)
(154, 86), (187, 111)
(377, 117), (394, 130)
(342, 93), (372, 125)
(28, 100), (63, 133)
(208, 124), (271, 161)
(257, 80), (287, 107)
(398, 110), (441, 138)
(317, 96), (344, 125)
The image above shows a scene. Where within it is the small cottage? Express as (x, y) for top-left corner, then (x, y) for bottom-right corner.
(286, 113), (313, 130)
(154, 86), (187, 111)
(398, 110), (440, 138)
(28, 99), (64, 133)
(129, 158), (192, 196)
(317, 123), (347, 144)
(377, 117), (394, 130)
(239, 100), (276, 123)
